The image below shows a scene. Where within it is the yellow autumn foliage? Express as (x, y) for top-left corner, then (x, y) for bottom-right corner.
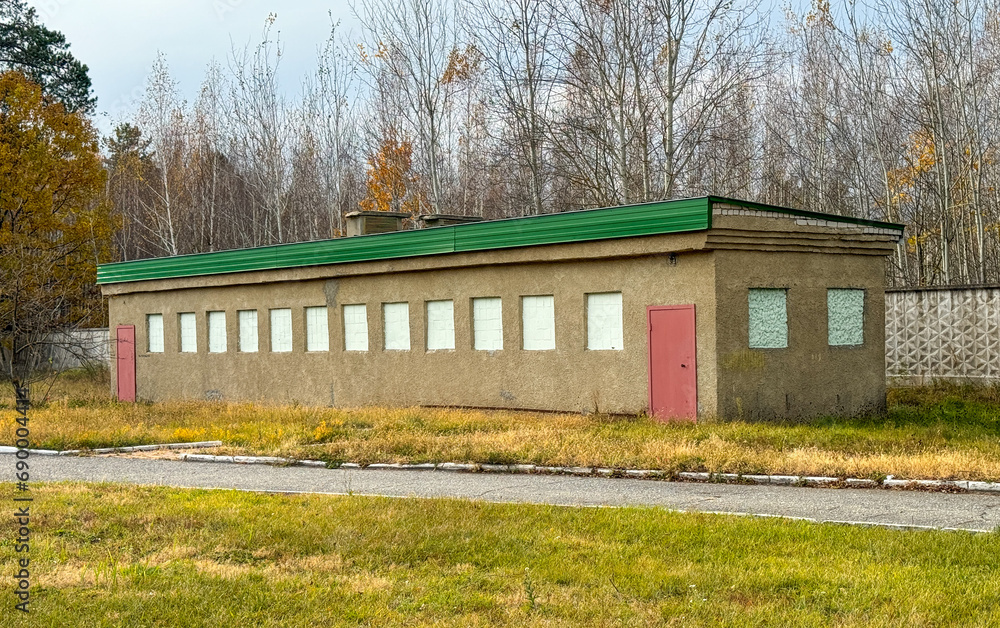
(358, 132), (422, 215)
(887, 130), (936, 207)
(0, 71), (117, 382)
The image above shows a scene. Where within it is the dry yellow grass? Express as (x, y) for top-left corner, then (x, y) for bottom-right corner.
(3, 370), (1000, 481)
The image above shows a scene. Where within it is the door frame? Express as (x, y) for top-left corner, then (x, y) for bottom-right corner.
(116, 325), (136, 402)
(646, 304), (697, 422)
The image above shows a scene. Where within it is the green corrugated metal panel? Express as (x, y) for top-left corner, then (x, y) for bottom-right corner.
(96, 227), (458, 284)
(97, 246), (281, 284)
(269, 227), (455, 267)
(96, 195), (900, 285)
(97, 197), (712, 284)
(453, 197), (708, 252)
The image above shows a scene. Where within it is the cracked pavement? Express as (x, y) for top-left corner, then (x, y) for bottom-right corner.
(12, 453), (1000, 531)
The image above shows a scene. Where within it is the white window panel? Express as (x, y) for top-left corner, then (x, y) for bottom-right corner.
(522, 295), (555, 350)
(748, 288), (788, 348)
(587, 293), (623, 350)
(207, 311), (227, 353)
(270, 308), (293, 353)
(383, 302), (411, 351)
(179, 312), (197, 353)
(473, 297), (503, 351)
(238, 310), (258, 353)
(343, 304), (369, 352)
(426, 300), (455, 350)
(305, 306), (330, 352)
(828, 289), (864, 346)
(146, 313), (163, 353)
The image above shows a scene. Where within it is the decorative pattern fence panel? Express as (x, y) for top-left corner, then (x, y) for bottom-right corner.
(886, 287), (1000, 383)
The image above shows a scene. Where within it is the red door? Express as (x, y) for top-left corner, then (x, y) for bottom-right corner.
(116, 325), (136, 402)
(647, 305), (697, 422)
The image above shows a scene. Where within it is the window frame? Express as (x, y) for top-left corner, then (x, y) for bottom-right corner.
(586, 292), (623, 351)
(827, 288), (865, 347)
(238, 309), (258, 353)
(472, 297), (504, 351)
(146, 313), (164, 353)
(748, 288), (788, 349)
(269, 308), (293, 353)
(521, 295), (556, 351)
(343, 304), (369, 352)
(426, 299), (455, 351)
(207, 311), (227, 353)
(179, 312), (197, 353)
(305, 306), (330, 352)
(382, 302), (411, 351)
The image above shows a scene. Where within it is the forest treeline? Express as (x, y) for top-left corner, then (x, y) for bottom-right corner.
(103, 0), (1000, 287)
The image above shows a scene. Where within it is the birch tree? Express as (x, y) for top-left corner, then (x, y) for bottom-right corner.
(133, 54), (186, 256)
(651, 0), (773, 198)
(308, 18), (360, 235)
(469, 0), (556, 214)
(227, 15), (291, 245)
(356, 0), (457, 214)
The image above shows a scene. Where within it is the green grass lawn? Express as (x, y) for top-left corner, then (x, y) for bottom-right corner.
(4, 370), (1000, 481)
(0, 482), (997, 627)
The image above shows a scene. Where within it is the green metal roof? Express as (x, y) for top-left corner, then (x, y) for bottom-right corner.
(96, 196), (904, 285)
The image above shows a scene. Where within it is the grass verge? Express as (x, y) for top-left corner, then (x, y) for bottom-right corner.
(3, 371), (1000, 481)
(0, 482), (998, 626)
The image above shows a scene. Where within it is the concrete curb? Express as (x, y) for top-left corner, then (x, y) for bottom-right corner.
(181, 453), (327, 467)
(172, 454), (1000, 494)
(0, 441), (223, 456)
(0, 447), (61, 455)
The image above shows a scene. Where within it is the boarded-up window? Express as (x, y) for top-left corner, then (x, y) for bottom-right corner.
(473, 297), (503, 351)
(383, 303), (410, 351)
(748, 289), (787, 348)
(208, 311), (227, 353)
(344, 304), (369, 352)
(828, 289), (864, 346)
(305, 306), (329, 352)
(587, 293), (623, 350)
(426, 300), (455, 350)
(270, 308), (292, 353)
(522, 295), (555, 350)
(147, 314), (164, 353)
(238, 310), (258, 353)
(179, 312), (197, 353)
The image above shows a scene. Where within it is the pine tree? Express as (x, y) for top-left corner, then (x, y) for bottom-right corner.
(0, 0), (94, 112)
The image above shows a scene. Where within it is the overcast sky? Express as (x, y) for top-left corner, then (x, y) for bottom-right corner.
(27, 0), (805, 137)
(26, 0), (358, 133)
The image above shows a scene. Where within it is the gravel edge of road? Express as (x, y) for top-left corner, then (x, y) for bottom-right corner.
(175, 452), (1000, 495)
(8, 441), (1000, 495)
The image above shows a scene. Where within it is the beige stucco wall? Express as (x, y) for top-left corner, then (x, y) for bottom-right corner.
(109, 251), (718, 415)
(713, 248), (888, 420)
(106, 210), (898, 420)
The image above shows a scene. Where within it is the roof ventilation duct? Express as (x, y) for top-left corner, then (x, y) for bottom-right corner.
(345, 211), (411, 237)
(419, 214), (484, 228)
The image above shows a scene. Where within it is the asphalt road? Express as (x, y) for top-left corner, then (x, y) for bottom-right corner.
(12, 453), (1000, 531)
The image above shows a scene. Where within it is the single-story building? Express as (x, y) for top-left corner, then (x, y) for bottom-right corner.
(98, 196), (904, 421)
